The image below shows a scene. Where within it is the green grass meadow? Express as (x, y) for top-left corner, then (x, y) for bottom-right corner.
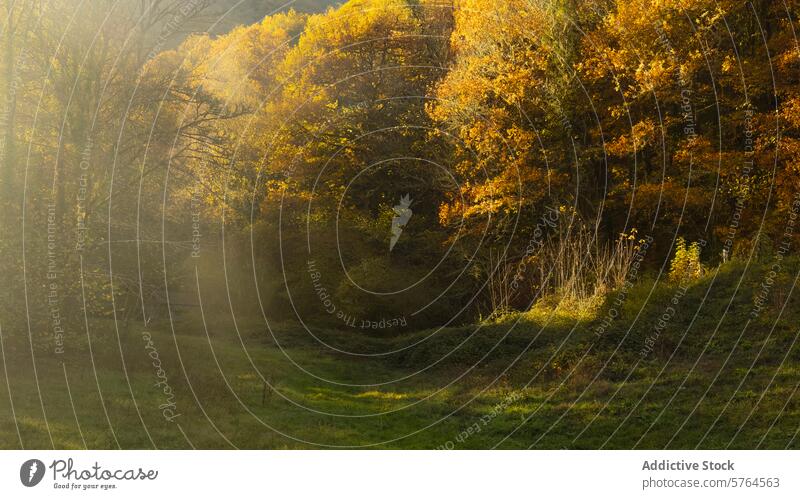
(2, 259), (799, 449)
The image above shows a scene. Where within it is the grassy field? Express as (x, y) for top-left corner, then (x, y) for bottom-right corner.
(1, 259), (799, 449)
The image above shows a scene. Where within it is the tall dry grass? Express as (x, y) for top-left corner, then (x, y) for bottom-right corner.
(483, 223), (644, 314)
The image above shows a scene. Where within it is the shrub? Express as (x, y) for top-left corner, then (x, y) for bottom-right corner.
(669, 237), (703, 283)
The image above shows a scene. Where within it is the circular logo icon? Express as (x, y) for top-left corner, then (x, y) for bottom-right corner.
(20, 459), (45, 487)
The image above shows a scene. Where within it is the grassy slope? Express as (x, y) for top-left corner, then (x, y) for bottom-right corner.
(1, 258), (799, 449)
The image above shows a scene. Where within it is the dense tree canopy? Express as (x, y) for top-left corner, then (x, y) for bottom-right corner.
(1, 0), (798, 340)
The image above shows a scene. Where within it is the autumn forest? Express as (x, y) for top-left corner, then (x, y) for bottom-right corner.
(1, 0), (799, 449)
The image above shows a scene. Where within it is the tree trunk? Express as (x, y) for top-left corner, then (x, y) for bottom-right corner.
(2, 1), (17, 207)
